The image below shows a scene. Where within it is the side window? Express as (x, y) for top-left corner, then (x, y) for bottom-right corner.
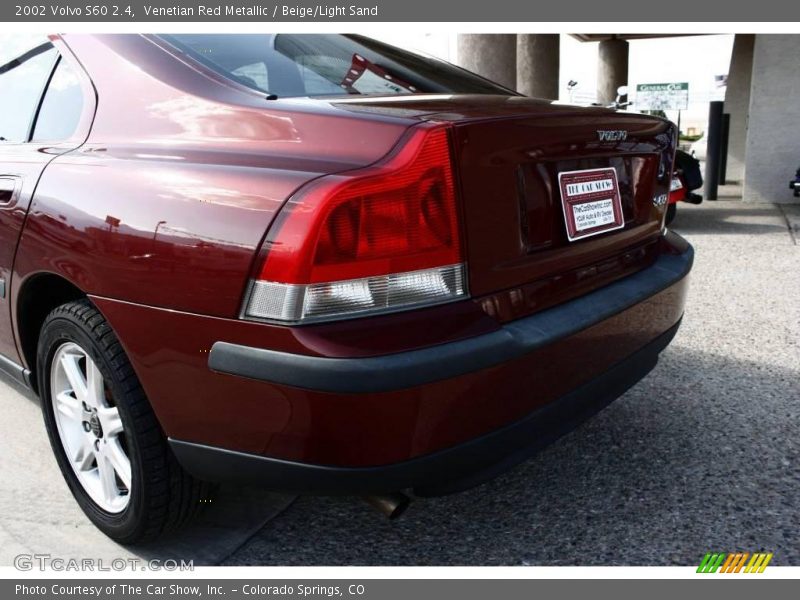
(0, 42), (57, 142)
(32, 57), (84, 142)
(297, 61), (346, 96)
(231, 62), (269, 92)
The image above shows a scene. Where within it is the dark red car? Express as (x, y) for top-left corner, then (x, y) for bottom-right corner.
(0, 33), (692, 543)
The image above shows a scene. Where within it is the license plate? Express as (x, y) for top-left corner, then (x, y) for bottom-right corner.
(558, 167), (625, 242)
(670, 177), (684, 191)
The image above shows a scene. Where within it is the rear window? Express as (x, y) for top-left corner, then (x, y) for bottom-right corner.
(157, 34), (513, 99)
(33, 56), (84, 142)
(0, 40), (56, 142)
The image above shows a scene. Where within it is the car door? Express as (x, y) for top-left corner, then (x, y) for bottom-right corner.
(0, 36), (92, 377)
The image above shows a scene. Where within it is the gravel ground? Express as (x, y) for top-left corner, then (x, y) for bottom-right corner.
(224, 197), (800, 566)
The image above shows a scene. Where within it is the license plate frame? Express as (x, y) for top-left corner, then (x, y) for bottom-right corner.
(558, 167), (625, 242)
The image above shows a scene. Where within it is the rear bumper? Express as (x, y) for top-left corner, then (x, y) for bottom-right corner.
(172, 318), (680, 496)
(171, 239), (693, 495)
(208, 244), (693, 394)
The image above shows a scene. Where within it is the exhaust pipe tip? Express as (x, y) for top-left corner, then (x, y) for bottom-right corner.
(362, 492), (412, 520)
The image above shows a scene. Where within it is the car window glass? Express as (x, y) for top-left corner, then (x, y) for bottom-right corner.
(158, 34), (513, 98)
(298, 63), (347, 96)
(231, 62), (269, 91)
(0, 41), (56, 142)
(0, 34), (50, 65)
(32, 57), (84, 142)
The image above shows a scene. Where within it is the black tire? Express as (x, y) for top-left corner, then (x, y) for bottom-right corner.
(666, 203), (677, 225)
(38, 299), (212, 543)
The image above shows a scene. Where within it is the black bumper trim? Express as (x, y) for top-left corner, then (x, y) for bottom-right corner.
(208, 245), (693, 394)
(172, 317), (681, 496)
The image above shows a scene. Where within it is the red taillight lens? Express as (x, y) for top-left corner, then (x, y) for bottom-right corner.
(243, 124), (467, 323)
(257, 124), (462, 285)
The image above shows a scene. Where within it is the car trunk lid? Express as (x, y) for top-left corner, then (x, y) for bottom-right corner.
(333, 96), (677, 322)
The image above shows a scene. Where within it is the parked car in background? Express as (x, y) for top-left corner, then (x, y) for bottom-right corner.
(689, 133), (707, 161)
(667, 149), (704, 224)
(0, 33), (693, 542)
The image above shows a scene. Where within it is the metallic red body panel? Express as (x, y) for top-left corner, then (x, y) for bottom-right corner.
(91, 268), (686, 466)
(336, 94), (676, 320)
(0, 39), (97, 364)
(0, 144), (59, 361)
(11, 34), (414, 354)
(4, 34), (690, 479)
(450, 113), (673, 300)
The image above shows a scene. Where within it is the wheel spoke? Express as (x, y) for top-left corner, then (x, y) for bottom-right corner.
(73, 439), (96, 472)
(96, 452), (120, 503)
(104, 441), (131, 491)
(54, 390), (83, 422)
(98, 406), (123, 438)
(60, 352), (88, 403)
(51, 340), (131, 514)
(86, 360), (106, 408)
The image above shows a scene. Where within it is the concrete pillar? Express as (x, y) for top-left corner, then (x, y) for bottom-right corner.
(597, 38), (629, 105)
(743, 35), (800, 203)
(723, 34), (755, 184)
(456, 34), (517, 91)
(516, 34), (560, 100)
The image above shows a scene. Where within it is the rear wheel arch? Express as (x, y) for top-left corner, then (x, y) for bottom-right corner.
(15, 272), (86, 392)
(37, 298), (213, 542)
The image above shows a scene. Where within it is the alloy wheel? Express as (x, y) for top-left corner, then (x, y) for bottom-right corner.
(50, 342), (131, 513)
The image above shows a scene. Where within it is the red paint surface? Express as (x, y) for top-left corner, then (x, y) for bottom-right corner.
(3, 35), (687, 469)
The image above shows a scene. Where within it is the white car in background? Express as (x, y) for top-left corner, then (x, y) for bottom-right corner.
(690, 134), (707, 161)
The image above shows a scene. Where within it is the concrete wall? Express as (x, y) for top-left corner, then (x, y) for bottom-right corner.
(597, 39), (629, 105)
(456, 34), (517, 91)
(516, 34), (560, 99)
(723, 34), (755, 184)
(743, 35), (800, 204)
(456, 34), (560, 98)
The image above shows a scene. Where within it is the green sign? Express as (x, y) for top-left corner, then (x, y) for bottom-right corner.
(635, 82), (689, 111)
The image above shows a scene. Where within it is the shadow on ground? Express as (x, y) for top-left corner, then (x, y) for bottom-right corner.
(4, 199), (796, 566)
(0, 371), (294, 567)
(223, 346), (800, 566)
(670, 204), (790, 236)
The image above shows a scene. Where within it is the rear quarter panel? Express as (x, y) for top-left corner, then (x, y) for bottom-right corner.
(13, 34), (412, 320)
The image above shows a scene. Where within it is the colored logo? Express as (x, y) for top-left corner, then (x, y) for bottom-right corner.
(697, 552), (773, 573)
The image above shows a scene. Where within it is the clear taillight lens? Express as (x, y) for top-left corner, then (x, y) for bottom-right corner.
(244, 264), (465, 323)
(242, 124), (468, 324)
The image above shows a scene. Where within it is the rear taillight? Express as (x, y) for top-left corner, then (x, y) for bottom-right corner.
(242, 124), (467, 324)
